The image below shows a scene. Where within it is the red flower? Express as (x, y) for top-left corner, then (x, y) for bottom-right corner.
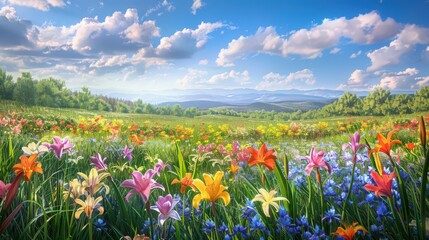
(248, 144), (276, 171)
(364, 171), (396, 198)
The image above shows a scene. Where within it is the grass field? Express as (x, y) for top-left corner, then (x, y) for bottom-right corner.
(0, 100), (428, 240)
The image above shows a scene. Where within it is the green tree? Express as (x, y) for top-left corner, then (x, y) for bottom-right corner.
(390, 94), (412, 114)
(413, 86), (429, 112)
(362, 88), (392, 116)
(13, 72), (35, 105)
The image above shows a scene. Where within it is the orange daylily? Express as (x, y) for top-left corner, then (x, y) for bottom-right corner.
(13, 154), (43, 181)
(192, 171), (230, 209)
(247, 144), (276, 171)
(374, 130), (402, 157)
(364, 170), (396, 198)
(131, 134), (144, 146)
(332, 222), (367, 240)
(171, 173), (195, 194)
(228, 162), (241, 175)
(405, 142), (416, 151)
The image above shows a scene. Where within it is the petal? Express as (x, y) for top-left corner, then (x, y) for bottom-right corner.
(213, 171), (224, 186)
(304, 164), (314, 176)
(192, 194), (202, 209)
(218, 191), (230, 206)
(202, 173), (214, 185)
(263, 158), (276, 171)
(192, 179), (206, 193)
(125, 190), (137, 202)
(262, 202), (270, 217)
(121, 179), (136, 189)
(75, 208), (84, 219)
(167, 210), (181, 221)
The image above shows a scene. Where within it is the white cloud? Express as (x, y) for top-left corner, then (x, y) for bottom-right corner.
(145, 0), (174, 17)
(0, 5), (16, 19)
(350, 50), (362, 58)
(347, 69), (367, 85)
(191, 0), (204, 15)
(207, 70), (250, 84)
(89, 55), (128, 68)
(374, 68), (420, 90)
(176, 68), (207, 88)
(198, 59), (208, 65)
(256, 69), (315, 90)
(134, 21), (224, 60)
(416, 76), (429, 87)
(6, 0), (65, 11)
(330, 48), (340, 54)
(216, 11), (400, 66)
(367, 24), (429, 71)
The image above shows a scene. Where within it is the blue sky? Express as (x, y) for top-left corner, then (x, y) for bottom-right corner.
(0, 0), (428, 94)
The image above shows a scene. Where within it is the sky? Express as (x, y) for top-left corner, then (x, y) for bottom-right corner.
(0, 0), (429, 94)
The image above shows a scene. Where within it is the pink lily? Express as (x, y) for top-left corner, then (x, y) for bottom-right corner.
(150, 194), (181, 226)
(0, 180), (11, 199)
(305, 147), (331, 176)
(47, 136), (75, 159)
(121, 170), (164, 202)
(90, 153), (108, 171)
(342, 131), (367, 164)
(122, 145), (134, 162)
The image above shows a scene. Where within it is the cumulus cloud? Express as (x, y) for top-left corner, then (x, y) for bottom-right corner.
(6, 0), (65, 11)
(191, 0), (204, 15)
(0, 6), (38, 48)
(217, 11), (400, 66)
(256, 69), (315, 90)
(134, 21), (224, 60)
(176, 68), (208, 88)
(207, 70), (250, 84)
(371, 68), (420, 90)
(416, 76), (429, 87)
(367, 24), (429, 71)
(347, 69), (368, 86)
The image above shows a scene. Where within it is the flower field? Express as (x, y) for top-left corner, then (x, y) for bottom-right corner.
(0, 106), (428, 240)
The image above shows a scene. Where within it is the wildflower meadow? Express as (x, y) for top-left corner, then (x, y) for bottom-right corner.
(0, 106), (428, 240)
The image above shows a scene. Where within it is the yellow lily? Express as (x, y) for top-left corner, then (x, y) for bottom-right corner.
(63, 178), (85, 200)
(252, 188), (288, 217)
(74, 195), (104, 219)
(368, 146), (383, 175)
(77, 168), (110, 196)
(192, 171), (230, 209)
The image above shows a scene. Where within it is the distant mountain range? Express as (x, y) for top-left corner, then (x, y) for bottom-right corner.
(95, 88), (415, 112)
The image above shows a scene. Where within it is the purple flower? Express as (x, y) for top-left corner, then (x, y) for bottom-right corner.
(342, 131), (367, 164)
(122, 145), (134, 162)
(121, 170), (164, 202)
(150, 194), (181, 226)
(48, 136), (75, 159)
(305, 147), (331, 176)
(90, 153), (108, 171)
(153, 159), (171, 176)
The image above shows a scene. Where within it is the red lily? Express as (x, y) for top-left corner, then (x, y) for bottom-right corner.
(248, 144), (276, 171)
(364, 170), (396, 198)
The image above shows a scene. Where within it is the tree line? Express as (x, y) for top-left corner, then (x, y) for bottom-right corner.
(1, 68), (428, 120)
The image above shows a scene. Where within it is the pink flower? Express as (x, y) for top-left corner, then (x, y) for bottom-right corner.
(342, 131), (367, 164)
(150, 194), (181, 226)
(90, 153), (108, 171)
(218, 145), (227, 155)
(305, 147), (331, 176)
(153, 159), (170, 176)
(237, 148), (250, 163)
(122, 145), (134, 162)
(232, 140), (240, 154)
(0, 180), (11, 199)
(48, 136), (75, 159)
(121, 170), (164, 202)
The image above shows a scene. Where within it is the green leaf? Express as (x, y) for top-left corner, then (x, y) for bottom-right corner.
(176, 143), (187, 179)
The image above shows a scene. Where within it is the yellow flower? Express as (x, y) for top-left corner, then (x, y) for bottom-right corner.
(74, 196), (104, 219)
(192, 171), (230, 209)
(252, 188), (288, 217)
(77, 168), (110, 196)
(64, 178), (85, 200)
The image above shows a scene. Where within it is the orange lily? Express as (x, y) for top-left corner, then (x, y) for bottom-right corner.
(332, 222), (367, 240)
(228, 161), (241, 175)
(247, 144), (276, 171)
(405, 142), (416, 151)
(375, 130), (402, 157)
(364, 170), (396, 198)
(171, 173), (195, 194)
(12, 154), (43, 181)
(192, 171), (230, 209)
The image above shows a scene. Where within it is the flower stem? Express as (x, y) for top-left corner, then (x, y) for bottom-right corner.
(341, 160), (356, 220)
(315, 168), (324, 222)
(88, 217), (93, 240)
(420, 145), (429, 239)
(146, 201), (154, 239)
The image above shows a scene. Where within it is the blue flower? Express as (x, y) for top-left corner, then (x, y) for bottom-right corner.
(232, 224), (250, 238)
(218, 222), (229, 233)
(249, 215), (270, 235)
(202, 220), (216, 234)
(376, 202), (393, 222)
(241, 199), (257, 221)
(93, 218), (107, 232)
(322, 206), (340, 224)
